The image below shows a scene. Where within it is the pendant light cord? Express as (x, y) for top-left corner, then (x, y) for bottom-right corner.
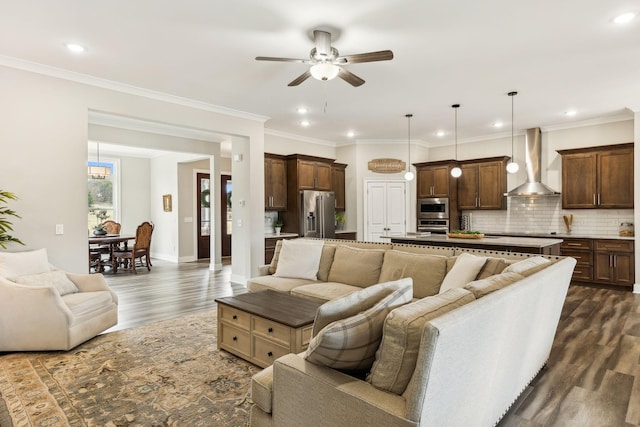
(452, 104), (460, 160)
(406, 113), (412, 172)
(509, 91), (517, 163)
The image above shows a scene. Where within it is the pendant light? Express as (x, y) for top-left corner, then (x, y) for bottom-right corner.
(450, 104), (462, 178)
(506, 91), (520, 174)
(88, 141), (107, 180)
(404, 113), (415, 181)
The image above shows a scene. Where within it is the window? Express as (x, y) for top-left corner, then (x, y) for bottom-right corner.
(88, 159), (118, 232)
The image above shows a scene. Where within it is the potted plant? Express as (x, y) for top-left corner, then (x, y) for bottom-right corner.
(274, 219), (283, 236)
(335, 211), (346, 231)
(0, 190), (25, 249)
(93, 224), (108, 236)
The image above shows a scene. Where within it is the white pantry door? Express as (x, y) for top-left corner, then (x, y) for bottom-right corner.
(365, 181), (406, 242)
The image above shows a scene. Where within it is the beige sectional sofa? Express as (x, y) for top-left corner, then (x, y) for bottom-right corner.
(248, 238), (577, 427)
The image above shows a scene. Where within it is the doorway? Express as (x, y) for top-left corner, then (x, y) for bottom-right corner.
(221, 174), (232, 258)
(364, 180), (407, 242)
(197, 173), (210, 259)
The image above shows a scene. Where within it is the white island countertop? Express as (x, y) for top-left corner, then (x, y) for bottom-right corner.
(383, 234), (563, 252)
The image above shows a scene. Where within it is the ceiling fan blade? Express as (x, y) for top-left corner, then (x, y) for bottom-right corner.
(337, 68), (365, 87)
(288, 70), (312, 86)
(255, 56), (310, 64)
(336, 50), (394, 64)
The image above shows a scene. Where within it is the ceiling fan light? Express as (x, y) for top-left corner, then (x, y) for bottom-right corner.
(310, 63), (340, 81)
(451, 166), (462, 178)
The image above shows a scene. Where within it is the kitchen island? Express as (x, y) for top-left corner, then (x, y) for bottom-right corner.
(385, 234), (563, 255)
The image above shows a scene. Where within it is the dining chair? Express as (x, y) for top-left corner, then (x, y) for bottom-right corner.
(91, 220), (123, 267)
(101, 220), (121, 234)
(113, 221), (153, 273)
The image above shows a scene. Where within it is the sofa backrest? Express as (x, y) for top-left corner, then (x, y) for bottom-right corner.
(401, 256), (576, 425)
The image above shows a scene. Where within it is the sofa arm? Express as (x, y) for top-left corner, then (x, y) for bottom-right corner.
(257, 264), (271, 276)
(66, 272), (118, 304)
(271, 354), (417, 427)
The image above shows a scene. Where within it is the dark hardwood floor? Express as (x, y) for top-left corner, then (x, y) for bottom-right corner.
(103, 261), (640, 426)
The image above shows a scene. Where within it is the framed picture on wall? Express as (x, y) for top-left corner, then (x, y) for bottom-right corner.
(163, 194), (172, 212)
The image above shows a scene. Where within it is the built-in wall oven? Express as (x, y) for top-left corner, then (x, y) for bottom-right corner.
(418, 198), (450, 234)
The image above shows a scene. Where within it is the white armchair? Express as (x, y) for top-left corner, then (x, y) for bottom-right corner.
(0, 249), (118, 351)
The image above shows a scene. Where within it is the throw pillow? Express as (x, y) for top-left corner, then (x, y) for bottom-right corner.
(268, 240), (283, 274)
(312, 278), (413, 336)
(503, 256), (550, 275)
(304, 278), (413, 371)
(0, 248), (50, 278)
(439, 253), (487, 294)
(316, 244), (337, 282)
(378, 250), (448, 298)
(273, 239), (324, 280)
(367, 288), (476, 394)
(14, 270), (79, 296)
(475, 257), (511, 280)
(464, 272), (524, 298)
(327, 246), (385, 287)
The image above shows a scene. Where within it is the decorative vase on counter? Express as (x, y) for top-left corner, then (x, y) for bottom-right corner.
(275, 227), (281, 236)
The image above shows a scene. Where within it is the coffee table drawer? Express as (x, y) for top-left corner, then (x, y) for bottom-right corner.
(253, 335), (290, 367)
(253, 317), (290, 346)
(219, 305), (251, 330)
(219, 323), (250, 356)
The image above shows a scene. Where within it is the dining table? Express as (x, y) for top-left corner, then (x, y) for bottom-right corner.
(89, 234), (135, 273)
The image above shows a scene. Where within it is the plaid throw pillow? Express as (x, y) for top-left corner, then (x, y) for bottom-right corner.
(304, 278), (413, 371)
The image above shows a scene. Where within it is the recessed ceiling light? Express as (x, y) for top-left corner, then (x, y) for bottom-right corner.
(436, 130), (445, 137)
(493, 121), (504, 128)
(613, 12), (637, 25)
(347, 131), (355, 138)
(300, 120), (310, 127)
(66, 43), (86, 53)
(565, 110), (577, 117)
(297, 107), (308, 114)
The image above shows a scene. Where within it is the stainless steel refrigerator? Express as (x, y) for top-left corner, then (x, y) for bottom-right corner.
(299, 190), (335, 238)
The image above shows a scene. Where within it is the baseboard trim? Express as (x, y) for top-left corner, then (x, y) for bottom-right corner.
(152, 253), (179, 263)
(230, 274), (247, 286)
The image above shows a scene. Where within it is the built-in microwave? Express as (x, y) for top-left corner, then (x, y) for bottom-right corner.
(418, 218), (449, 234)
(418, 198), (449, 219)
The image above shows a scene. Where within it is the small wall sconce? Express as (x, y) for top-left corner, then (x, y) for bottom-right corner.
(163, 194), (172, 212)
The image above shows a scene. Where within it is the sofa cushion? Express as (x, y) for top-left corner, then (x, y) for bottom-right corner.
(268, 240), (283, 275)
(14, 270), (79, 296)
(327, 246), (385, 287)
(439, 253), (487, 294)
(304, 278), (413, 371)
(247, 275), (316, 293)
(273, 239), (324, 280)
(367, 288), (476, 394)
(291, 282), (362, 302)
(317, 244), (337, 282)
(475, 257), (511, 280)
(62, 291), (114, 317)
(312, 278), (413, 336)
(464, 272), (524, 298)
(503, 256), (551, 275)
(0, 248), (50, 278)
(378, 250), (448, 299)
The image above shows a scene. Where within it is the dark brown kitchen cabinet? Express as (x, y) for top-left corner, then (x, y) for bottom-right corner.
(558, 143), (633, 209)
(297, 160), (332, 191)
(593, 239), (634, 287)
(457, 157), (509, 210)
(560, 238), (594, 282)
(332, 163), (347, 210)
(264, 154), (287, 210)
(415, 162), (452, 198)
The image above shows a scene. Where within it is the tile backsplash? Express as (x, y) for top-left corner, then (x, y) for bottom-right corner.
(464, 197), (634, 237)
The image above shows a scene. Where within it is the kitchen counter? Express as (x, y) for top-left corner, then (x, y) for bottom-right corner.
(265, 232), (298, 238)
(485, 231), (634, 241)
(384, 234), (563, 255)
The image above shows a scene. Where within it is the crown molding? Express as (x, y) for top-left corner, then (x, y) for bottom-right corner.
(541, 112), (632, 132)
(347, 139), (430, 149)
(0, 54), (269, 123)
(264, 128), (337, 147)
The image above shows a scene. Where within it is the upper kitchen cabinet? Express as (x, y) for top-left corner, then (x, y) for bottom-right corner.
(332, 163), (347, 210)
(291, 155), (333, 191)
(457, 157), (509, 210)
(264, 153), (287, 210)
(558, 143), (633, 209)
(415, 161), (456, 198)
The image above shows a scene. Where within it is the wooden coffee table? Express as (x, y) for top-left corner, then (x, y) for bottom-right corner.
(215, 290), (324, 368)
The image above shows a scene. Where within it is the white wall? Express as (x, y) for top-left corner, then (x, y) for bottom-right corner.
(0, 65), (265, 282)
(119, 156), (151, 235)
(265, 133), (336, 158)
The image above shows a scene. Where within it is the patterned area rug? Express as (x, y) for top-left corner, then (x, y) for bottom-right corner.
(0, 311), (259, 426)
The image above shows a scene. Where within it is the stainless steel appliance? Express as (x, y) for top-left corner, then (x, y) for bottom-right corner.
(300, 190), (336, 238)
(417, 198), (450, 234)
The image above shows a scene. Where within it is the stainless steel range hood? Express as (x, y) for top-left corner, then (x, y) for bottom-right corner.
(506, 127), (560, 197)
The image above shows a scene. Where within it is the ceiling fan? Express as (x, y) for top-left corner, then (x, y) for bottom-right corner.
(255, 30), (394, 87)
